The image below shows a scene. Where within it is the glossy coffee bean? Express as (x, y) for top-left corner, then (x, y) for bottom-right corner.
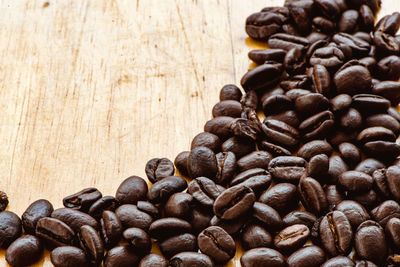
(35, 217), (75, 248)
(139, 254), (168, 267)
(104, 246), (140, 267)
(333, 33), (370, 57)
(248, 49), (286, 65)
(198, 226), (235, 264)
(283, 211), (317, 229)
(115, 176), (148, 204)
(322, 256), (355, 267)
(78, 225), (103, 264)
(284, 47), (306, 75)
(373, 31), (400, 56)
(268, 156), (306, 183)
(372, 200), (400, 227)
(274, 224), (310, 253)
(338, 142), (361, 166)
(245, 11), (286, 40)
(241, 223), (272, 250)
(222, 137), (256, 159)
(50, 246), (89, 267)
(88, 196), (119, 220)
(372, 168), (391, 198)
(145, 158), (175, 183)
(229, 117), (262, 141)
(352, 94), (390, 114)
(188, 177), (222, 208)
(287, 245), (326, 267)
(174, 151), (190, 177)
(324, 185), (344, 211)
(310, 46), (345, 70)
(204, 116), (234, 140)
(268, 33), (310, 51)
(372, 81), (400, 106)
(386, 217), (400, 249)
(161, 233), (198, 259)
(366, 113), (400, 135)
(212, 100), (242, 118)
(237, 151), (272, 172)
(312, 64), (331, 96)
(214, 152), (237, 185)
(51, 208), (98, 232)
(209, 215), (247, 235)
(164, 193), (193, 219)
(298, 140), (333, 161)
(262, 119), (299, 149)
(299, 110), (334, 140)
(169, 252), (214, 267)
(340, 108), (362, 131)
(355, 220), (387, 264)
(21, 199), (53, 235)
(339, 171), (374, 192)
(63, 188), (102, 212)
(307, 154), (329, 179)
(253, 202), (282, 230)
(0, 211), (22, 249)
(190, 132), (221, 153)
(147, 176), (187, 203)
(240, 62), (283, 92)
(101, 210), (122, 249)
(299, 177), (328, 215)
(190, 207), (213, 234)
(115, 204), (153, 231)
(149, 217), (192, 240)
(386, 166), (400, 201)
(258, 183), (298, 214)
(355, 158), (386, 175)
(241, 248), (285, 267)
(219, 84), (242, 101)
(137, 201), (159, 219)
(5, 235), (43, 267)
(214, 185), (255, 220)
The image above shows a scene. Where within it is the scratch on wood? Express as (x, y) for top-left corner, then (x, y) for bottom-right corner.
(227, 0), (237, 83)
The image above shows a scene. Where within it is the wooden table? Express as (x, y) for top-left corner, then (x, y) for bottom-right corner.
(0, 0), (398, 265)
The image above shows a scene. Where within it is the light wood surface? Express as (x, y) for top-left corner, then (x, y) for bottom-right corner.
(0, 0), (399, 266)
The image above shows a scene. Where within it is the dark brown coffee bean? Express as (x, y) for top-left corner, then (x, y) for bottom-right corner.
(295, 93), (329, 118)
(359, 56), (377, 73)
(190, 207), (212, 234)
(50, 246), (89, 267)
(222, 137), (255, 159)
(268, 33), (310, 51)
(259, 183), (298, 215)
(253, 202), (282, 229)
(188, 177), (221, 208)
(215, 151), (236, 184)
(51, 208), (98, 232)
(359, 5), (374, 31)
(241, 223), (272, 250)
(299, 110), (334, 141)
(284, 47), (306, 75)
(241, 247), (286, 267)
(123, 227), (151, 254)
(116, 176), (148, 204)
(160, 233), (197, 259)
(350, 189), (378, 210)
(63, 188), (102, 212)
(204, 116), (234, 140)
(164, 193), (193, 219)
(145, 158), (175, 183)
(240, 62), (283, 92)
(352, 94), (391, 114)
(329, 129), (358, 147)
(259, 140), (292, 156)
(209, 215), (246, 235)
(214, 185), (255, 220)
(229, 117), (262, 141)
(339, 171), (373, 192)
(212, 100), (242, 118)
(136, 201), (160, 219)
(147, 176), (187, 203)
(0, 191), (8, 212)
(149, 217), (192, 240)
(366, 114), (400, 135)
(219, 84), (242, 101)
(262, 119), (299, 149)
(115, 204), (153, 231)
(313, 17), (335, 33)
(245, 11), (286, 40)
(326, 155), (349, 184)
(274, 224), (310, 253)
(266, 109), (300, 128)
(376, 12), (400, 35)
(104, 246), (140, 267)
(355, 260), (378, 267)
(283, 211), (317, 229)
(334, 64), (371, 95)
(35, 217), (74, 248)
(358, 126), (396, 144)
(189, 147), (218, 179)
(198, 226), (235, 264)
(237, 151), (272, 172)
(333, 33), (370, 57)
(262, 94), (292, 115)
(373, 31), (400, 56)
(386, 217), (400, 249)
(307, 154), (329, 179)
(324, 185), (344, 211)
(377, 55), (400, 81)
(310, 46), (345, 70)
(139, 254), (168, 267)
(322, 256), (355, 267)
(287, 245), (326, 267)
(78, 225), (104, 264)
(5, 235), (43, 267)
(372, 200), (400, 227)
(268, 156), (306, 183)
(248, 49), (287, 65)
(101, 210), (122, 249)
(385, 166), (400, 202)
(340, 108), (362, 131)
(372, 168), (391, 198)
(280, 74), (311, 90)
(363, 141), (400, 161)
(338, 10), (359, 33)
(88, 196), (118, 220)
(312, 64), (331, 96)
(372, 81), (400, 106)
(338, 142), (361, 166)
(22, 199), (53, 235)
(0, 211), (22, 249)
(355, 158), (386, 175)
(315, 0), (341, 18)
(355, 220), (387, 264)
(174, 151), (190, 177)
(190, 132), (221, 153)
(299, 177), (328, 215)
(230, 168), (272, 195)
(298, 140), (333, 161)
(169, 252), (214, 267)
(285, 89), (311, 102)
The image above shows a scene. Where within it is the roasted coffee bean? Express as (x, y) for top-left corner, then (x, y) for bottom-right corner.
(298, 140), (333, 161)
(248, 49), (286, 64)
(338, 142), (361, 166)
(338, 9), (359, 33)
(339, 171), (373, 192)
(259, 140), (292, 156)
(123, 227), (151, 254)
(101, 210), (122, 249)
(320, 211), (353, 256)
(241, 247), (286, 267)
(313, 17), (335, 33)
(392, 106), (400, 121)
(35, 217), (75, 248)
(376, 12), (400, 35)
(287, 245), (326, 267)
(385, 166), (400, 201)
(373, 31), (400, 56)
(169, 252), (214, 267)
(274, 224), (310, 253)
(145, 158), (175, 183)
(352, 94), (391, 114)
(262, 119), (299, 149)
(366, 114), (400, 135)
(280, 74), (311, 90)
(104, 246), (140, 267)
(88, 196), (118, 220)
(325, 185), (344, 210)
(116, 176), (148, 204)
(372, 81), (400, 106)
(0, 211), (22, 248)
(136, 201), (159, 219)
(262, 94), (292, 115)
(307, 154), (329, 179)
(252, 202), (282, 229)
(355, 158), (386, 175)
(359, 5), (374, 31)
(299, 177), (328, 215)
(295, 93), (329, 118)
(334, 64), (371, 95)
(188, 147), (219, 179)
(147, 176), (187, 203)
(268, 33), (310, 51)
(174, 151), (190, 177)
(222, 137), (255, 159)
(241, 223), (272, 250)
(149, 217), (191, 240)
(5, 235), (43, 267)
(372, 200), (400, 227)
(245, 11), (286, 40)
(350, 189), (378, 209)
(333, 33), (370, 57)
(358, 126), (396, 144)
(190, 207), (212, 234)
(355, 260), (378, 267)
(386, 217), (400, 249)
(299, 110), (334, 140)
(21, 199), (53, 235)
(306, 40), (329, 61)
(315, 0), (341, 19)
(327, 155), (349, 184)
(363, 140), (400, 161)
(230, 168), (272, 194)
(78, 225), (104, 264)
(198, 226), (235, 264)
(377, 55), (400, 81)
(284, 48), (306, 75)
(204, 116), (234, 140)
(50, 246), (89, 267)
(237, 151), (272, 172)
(164, 193), (193, 219)
(283, 211), (317, 229)
(241, 90), (258, 111)
(285, 88), (310, 101)
(63, 188), (102, 212)
(160, 233), (197, 259)
(268, 156), (306, 183)
(322, 256), (355, 267)
(190, 132), (221, 153)
(329, 129), (358, 147)
(359, 56), (377, 73)
(260, 87), (285, 103)
(229, 117), (262, 141)
(355, 220), (387, 264)
(372, 168), (391, 198)
(115, 204), (153, 231)
(266, 109), (300, 127)
(188, 177), (221, 208)
(259, 183), (298, 214)
(312, 64), (331, 96)
(288, 3), (312, 34)
(240, 62), (283, 92)
(139, 254), (168, 267)
(219, 84), (242, 102)
(215, 151), (236, 184)
(212, 100), (242, 118)
(0, 191), (8, 212)
(209, 215), (247, 235)
(340, 108), (362, 131)
(214, 185), (255, 220)
(51, 208), (98, 232)
(310, 46), (345, 70)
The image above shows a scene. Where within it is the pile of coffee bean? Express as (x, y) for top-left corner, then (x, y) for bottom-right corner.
(2, 0), (400, 266)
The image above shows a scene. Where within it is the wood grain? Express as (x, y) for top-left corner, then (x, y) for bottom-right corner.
(0, 0), (399, 265)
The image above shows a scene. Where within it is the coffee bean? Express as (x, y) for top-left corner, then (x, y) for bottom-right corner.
(50, 246), (89, 267)
(88, 196), (119, 220)
(104, 246), (140, 267)
(219, 84), (242, 101)
(338, 142), (361, 166)
(241, 223), (272, 250)
(204, 116), (234, 140)
(372, 200), (400, 227)
(375, 12), (400, 35)
(222, 137), (256, 161)
(339, 171), (374, 192)
(253, 202), (283, 229)
(352, 94), (391, 114)
(245, 11), (286, 40)
(274, 224), (310, 253)
(266, 109), (300, 128)
(299, 110), (334, 140)
(307, 154), (329, 179)
(215, 151), (236, 184)
(139, 254), (168, 267)
(269, 33), (310, 51)
(334, 64), (371, 95)
(288, 4), (312, 34)
(212, 100), (242, 118)
(358, 126), (396, 144)
(298, 140), (333, 161)
(283, 211), (317, 229)
(280, 74), (311, 90)
(386, 166), (400, 201)
(359, 56), (377, 73)
(237, 151), (272, 172)
(164, 192), (193, 219)
(21, 199), (53, 235)
(322, 256), (355, 267)
(187, 177), (221, 209)
(241, 247), (286, 267)
(326, 155), (349, 184)
(299, 176), (328, 215)
(78, 225), (104, 264)
(123, 227), (151, 254)
(214, 185), (255, 220)
(355, 158), (386, 175)
(51, 208), (98, 232)
(372, 168), (391, 198)
(313, 17), (335, 33)
(145, 158), (175, 183)
(198, 226), (235, 264)
(190, 132), (221, 153)
(373, 31), (400, 56)
(286, 88), (311, 102)
(377, 55), (400, 81)
(0, 211), (22, 248)
(241, 90), (258, 111)
(310, 46), (345, 70)
(329, 130), (358, 147)
(325, 185), (345, 211)
(147, 176), (187, 203)
(315, 0), (341, 19)
(190, 207), (212, 234)
(101, 210), (122, 249)
(63, 188), (102, 212)
(240, 62), (283, 92)
(340, 108), (362, 131)
(149, 217), (191, 240)
(229, 117), (262, 141)
(0, 191), (8, 212)
(268, 156), (306, 183)
(287, 245), (326, 267)
(160, 233), (198, 259)
(312, 64), (331, 96)
(35, 217), (75, 248)
(262, 119), (299, 149)
(333, 33), (370, 57)
(248, 49), (287, 65)
(5, 235), (43, 267)
(210, 215), (246, 235)
(338, 10), (359, 33)
(294, 93), (329, 119)
(355, 220), (387, 264)
(372, 81), (400, 106)
(262, 94), (292, 115)
(115, 204), (153, 231)
(284, 48), (306, 75)
(259, 183), (298, 214)
(366, 113), (400, 135)
(116, 176), (148, 204)
(259, 140), (292, 156)
(169, 252), (214, 267)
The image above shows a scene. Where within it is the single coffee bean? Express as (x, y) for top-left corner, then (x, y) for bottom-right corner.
(188, 177), (222, 208)
(358, 5), (374, 32)
(334, 64), (371, 95)
(214, 185), (255, 220)
(339, 171), (374, 192)
(219, 84), (242, 102)
(266, 109), (300, 128)
(245, 11), (286, 40)
(298, 176), (328, 215)
(328, 130), (358, 147)
(274, 224), (310, 253)
(357, 126), (396, 144)
(222, 137), (256, 159)
(280, 74), (311, 90)
(262, 119), (299, 149)
(51, 208), (98, 232)
(212, 100), (242, 118)
(310, 46), (345, 70)
(333, 33), (370, 57)
(268, 33), (310, 51)
(190, 132), (221, 153)
(188, 147), (219, 180)
(139, 254), (168, 267)
(145, 158), (175, 183)
(284, 47), (306, 75)
(136, 201), (160, 219)
(260, 86), (285, 104)
(258, 183), (298, 215)
(123, 227), (151, 254)
(366, 113), (400, 135)
(253, 202), (282, 230)
(288, 4), (312, 34)
(241, 223), (272, 250)
(325, 185), (345, 211)
(386, 166), (400, 201)
(160, 233), (198, 259)
(307, 154), (329, 179)
(0, 211), (22, 248)
(174, 151), (190, 177)
(209, 215), (247, 235)
(259, 140), (292, 156)
(204, 116), (234, 140)
(115, 204), (153, 231)
(50, 246), (89, 267)
(320, 211), (353, 256)
(377, 55), (400, 81)
(355, 220), (387, 264)
(104, 246), (140, 267)
(248, 49), (287, 65)
(315, 0), (341, 18)
(21, 199), (53, 235)
(285, 88), (311, 102)
(372, 81), (400, 106)
(88, 196), (119, 220)
(338, 142), (361, 166)
(352, 94), (391, 114)
(299, 110), (334, 141)
(283, 211), (317, 229)
(35, 217), (75, 248)
(215, 151), (236, 184)
(164, 192), (193, 219)
(169, 252), (214, 267)
(241, 90), (258, 111)
(322, 256), (355, 267)
(376, 12), (400, 35)
(268, 156), (306, 183)
(101, 210), (122, 249)
(372, 200), (400, 227)
(287, 245), (326, 267)
(63, 188), (102, 212)
(229, 117), (262, 141)
(115, 176), (148, 204)
(297, 140), (333, 161)
(355, 158), (386, 175)
(359, 56), (377, 73)
(0, 191), (8, 212)
(312, 64), (331, 96)
(241, 247), (286, 267)
(295, 93), (329, 118)
(237, 151), (272, 172)
(373, 30), (400, 56)
(190, 207), (213, 234)
(198, 226), (235, 264)
(312, 17), (335, 33)
(327, 155), (349, 184)
(350, 189), (378, 210)
(372, 168), (391, 198)
(338, 9), (359, 33)
(340, 108), (362, 131)
(5, 235), (43, 267)
(386, 217), (400, 249)
(147, 176), (187, 203)
(78, 225), (104, 264)
(148, 217), (192, 240)
(240, 62), (283, 92)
